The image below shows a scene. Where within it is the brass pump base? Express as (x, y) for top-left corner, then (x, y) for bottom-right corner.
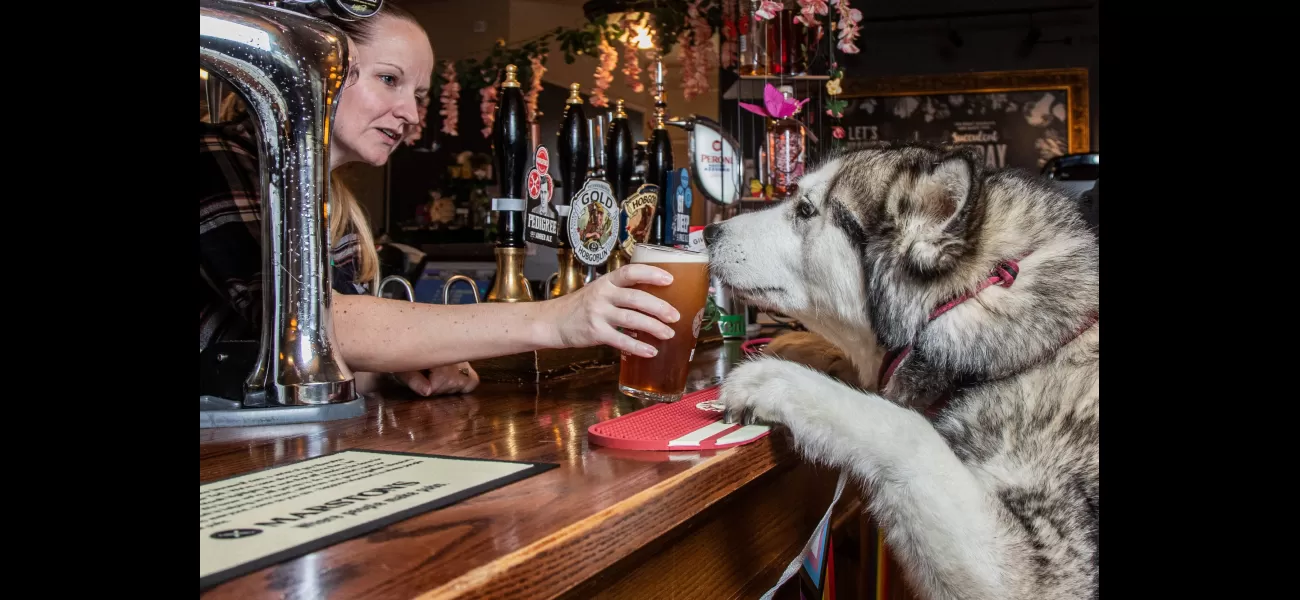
(550, 248), (586, 298)
(486, 247), (535, 303)
(605, 247), (628, 272)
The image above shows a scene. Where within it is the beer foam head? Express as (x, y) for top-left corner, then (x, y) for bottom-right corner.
(631, 243), (709, 264)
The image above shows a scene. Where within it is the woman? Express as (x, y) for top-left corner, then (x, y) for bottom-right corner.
(199, 3), (679, 397)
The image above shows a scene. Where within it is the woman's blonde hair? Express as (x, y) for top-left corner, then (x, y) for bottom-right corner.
(329, 172), (380, 290)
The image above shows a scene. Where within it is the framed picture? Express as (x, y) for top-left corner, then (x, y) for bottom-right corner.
(838, 68), (1091, 171)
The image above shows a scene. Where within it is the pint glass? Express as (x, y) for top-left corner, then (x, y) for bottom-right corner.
(618, 243), (711, 402)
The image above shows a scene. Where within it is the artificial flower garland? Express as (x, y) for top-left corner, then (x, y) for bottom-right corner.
(622, 45), (644, 94)
(416, 1), (866, 151)
(680, 0), (713, 100)
(620, 14), (645, 94)
(794, 0), (828, 28)
(479, 81), (498, 138)
(832, 0), (862, 54)
(754, 1), (782, 20)
(590, 37), (617, 107)
(438, 61), (459, 137)
(526, 52), (547, 122)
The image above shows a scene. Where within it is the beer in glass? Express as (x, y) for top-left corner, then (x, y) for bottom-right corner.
(618, 243), (711, 402)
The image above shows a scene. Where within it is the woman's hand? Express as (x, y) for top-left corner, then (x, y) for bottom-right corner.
(541, 264), (680, 358)
(394, 362), (479, 396)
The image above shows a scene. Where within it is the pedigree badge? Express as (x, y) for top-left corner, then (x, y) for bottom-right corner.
(524, 145), (561, 247)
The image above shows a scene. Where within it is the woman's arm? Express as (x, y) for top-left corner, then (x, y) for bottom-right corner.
(333, 263), (680, 374)
(334, 296), (558, 372)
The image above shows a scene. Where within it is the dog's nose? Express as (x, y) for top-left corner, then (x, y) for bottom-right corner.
(704, 223), (723, 247)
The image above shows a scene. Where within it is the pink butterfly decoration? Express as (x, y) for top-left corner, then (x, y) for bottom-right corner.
(738, 83), (810, 120)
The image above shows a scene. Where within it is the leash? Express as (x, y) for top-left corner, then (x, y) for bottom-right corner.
(759, 471), (848, 600)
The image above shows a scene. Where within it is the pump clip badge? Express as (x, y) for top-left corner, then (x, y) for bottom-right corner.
(524, 145), (560, 247)
(669, 168), (692, 246)
(567, 179), (618, 266)
(619, 183), (659, 256)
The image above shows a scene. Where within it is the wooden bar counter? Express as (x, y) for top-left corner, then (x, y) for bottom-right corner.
(200, 338), (871, 600)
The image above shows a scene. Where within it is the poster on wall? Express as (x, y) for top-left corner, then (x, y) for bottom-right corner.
(839, 69), (1090, 173)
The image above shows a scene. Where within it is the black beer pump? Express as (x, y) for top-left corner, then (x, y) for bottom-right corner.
(485, 64), (533, 303)
(550, 83), (589, 298)
(605, 98), (634, 271)
(647, 58), (673, 245)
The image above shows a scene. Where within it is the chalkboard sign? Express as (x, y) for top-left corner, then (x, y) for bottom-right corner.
(840, 69), (1090, 172)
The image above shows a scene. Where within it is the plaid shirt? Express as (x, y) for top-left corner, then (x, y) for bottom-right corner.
(199, 117), (369, 353)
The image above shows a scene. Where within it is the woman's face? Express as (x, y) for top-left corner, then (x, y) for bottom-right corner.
(331, 16), (433, 169)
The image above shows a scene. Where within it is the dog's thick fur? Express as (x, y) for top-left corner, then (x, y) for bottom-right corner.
(706, 143), (1099, 600)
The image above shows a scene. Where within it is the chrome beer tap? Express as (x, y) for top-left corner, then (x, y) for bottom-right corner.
(199, 0), (379, 418)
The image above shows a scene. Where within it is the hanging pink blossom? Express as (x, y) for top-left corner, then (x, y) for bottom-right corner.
(795, 0), (829, 28)
(832, 0), (862, 54)
(754, 1), (783, 21)
(676, 28), (697, 100)
(619, 14), (644, 93)
(526, 53), (547, 123)
(438, 61), (459, 137)
(832, 126), (845, 139)
(479, 82), (497, 138)
(680, 0), (713, 101)
(690, 1), (714, 61)
(621, 45), (644, 94)
(590, 37), (617, 108)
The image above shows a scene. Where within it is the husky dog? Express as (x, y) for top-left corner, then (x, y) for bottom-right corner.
(705, 143), (1099, 600)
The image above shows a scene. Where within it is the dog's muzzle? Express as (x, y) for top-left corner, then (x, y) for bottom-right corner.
(703, 222), (724, 247)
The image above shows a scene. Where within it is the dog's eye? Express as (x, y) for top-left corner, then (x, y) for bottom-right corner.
(796, 200), (818, 220)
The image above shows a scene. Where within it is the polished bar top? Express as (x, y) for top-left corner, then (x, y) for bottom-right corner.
(199, 338), (799, 599)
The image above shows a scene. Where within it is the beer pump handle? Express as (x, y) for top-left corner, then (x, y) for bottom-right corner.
(647, 54), (673, 245)
(647, 129), (672, 245)
(607, 99), (634, 205)
(485, 65), (534, 303)
(492, 64), (527, 248)
(557, 83), (588, 248)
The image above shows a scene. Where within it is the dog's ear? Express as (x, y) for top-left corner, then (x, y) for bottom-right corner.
(899, 152), (977, 275)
